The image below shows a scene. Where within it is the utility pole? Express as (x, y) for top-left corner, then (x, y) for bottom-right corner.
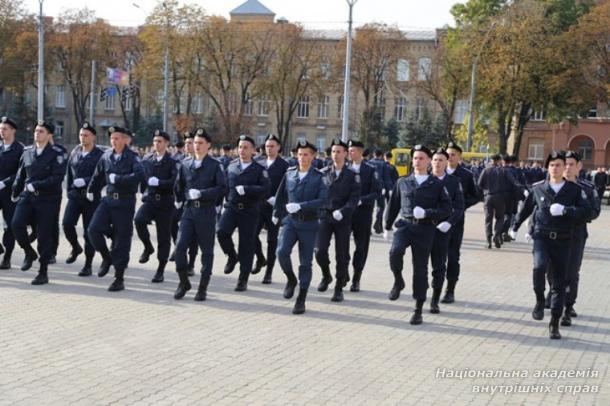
(89, 60), (96, 125)
(341, 0), (358, 142)
(37, 0), (45, 121)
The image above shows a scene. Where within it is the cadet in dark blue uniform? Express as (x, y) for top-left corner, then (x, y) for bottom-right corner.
(87, 126), (144, 292)
(252, 134), (289, 284)
(384, 145), (452, 325)
(511, 151), (589, 339)
(274, 140), (329, 314)
(286, 148), (299, 167)
(384, 151), (399, 201)
(315, 139), (361, 302)
(371, 149), (391, 234)
(347, 139), (382, 292)
(501, 155), (526, 242)
(11, 120), (67, 284)
(173, 128), (226, 301)
(217, 135), (270, 291)
(135, 130), (178, 283)
(48, 135), (68, 265)
(62, 122), (104, 276)
(218, 145), (232, 171)
(429, 148), (464, 314)
(443, 142), (480, 303)
(0, 116), (25, 269)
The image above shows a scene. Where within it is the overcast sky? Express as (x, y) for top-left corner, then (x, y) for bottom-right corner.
(23, 0), (459, 30)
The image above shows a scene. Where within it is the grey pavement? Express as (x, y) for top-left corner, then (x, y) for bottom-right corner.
(1, 203), (609, 405)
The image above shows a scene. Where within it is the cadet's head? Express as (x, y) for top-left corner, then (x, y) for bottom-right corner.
(175, 140), (185, 151)
(330, 139), (348, 165)
(0, 117), (17, 143)
(411, 145), (432, 172)
(545, 151), (566, 180)
(446, 142), (462, 167)
(296, 140), (316, 168)
(347, 139), (365, 163)
(183, 132), (194, 154)
(384, 152), (393, 162)
(108, 126), (129, 151)
(432, 148), (449, 175)
(264, 134), (281, 159)
(237, 135), (256, 162)
(564, 150), (581, 179)
(193, 128), (211, 156)
(34, 120), (54, 145)
(374, 149), (383, 159)
(152, 130), (170, 154)
(79, 122), (96, 147)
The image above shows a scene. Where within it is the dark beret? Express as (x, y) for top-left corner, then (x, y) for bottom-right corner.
(433, 147), (449, 159)
(80, 121), (96, 135)
(295, 139), (317, 153)
(411, 144), (432, 158)
(153, 129), (170, 141)
(1, 116), (18, 130)
(238, 134), (256, 146)
(545, 150), (566, 168)
(347, 139), (365, 149)
(446, 142), (462, 153)
(193, 128), (211, 142)
(330, 138), (348, 149)
(36, 119), (55, 134)
(565, 150), (581, 162)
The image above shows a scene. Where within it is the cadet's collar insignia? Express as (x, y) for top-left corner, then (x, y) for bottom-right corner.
(263, 170), (269, 178)
(355, 174), (361, 183)
(57, 155), (64, 164)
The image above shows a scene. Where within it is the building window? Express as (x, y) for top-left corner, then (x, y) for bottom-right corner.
(576, 138), (594, 160)
(296, 132), (306, 143)
(243, 94), (253, 116)
(454, 99), (468, 124)
(105, 90), (115, 111)
(337, 96), (344, 119)
(317, 95), (329, 119)
(377, 96), (386, 120)
(397, 59), (410, 82)
(124, 94), (133, 112)
(417, 57), (431, 81)
(316, 134), (326, 152)
(527, 139), (544, 160)
(55, 121), (64, 138)
(394, 97), (407, 122)
(297, 96), (310, 119)
(257, 96), (269, 117)
(416, 98), (426, 120)
(193, 95), (204, 114)
(55, 85), (65, 108)
(531, 109), (545, 121)
(320, 62), (331, 80)
(588, 106), (597, 118)
(256, 134), (266, 147)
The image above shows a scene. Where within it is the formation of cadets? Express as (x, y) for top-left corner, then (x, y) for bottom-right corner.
(0, 115), (602, 339)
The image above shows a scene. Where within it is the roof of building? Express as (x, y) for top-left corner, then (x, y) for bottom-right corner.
(303, 29), (437, 41)
(230, 0), (276, 16)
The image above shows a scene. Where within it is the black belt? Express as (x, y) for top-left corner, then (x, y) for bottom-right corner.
(540, 230), (572, 240)
(290, 212), (318, 222)
(404, 217), (438, 225)
(186, 200), (214, 208)
(230, 202), (255, 210)
(150, 193), (172, 201)
(107, 192), (133, 200)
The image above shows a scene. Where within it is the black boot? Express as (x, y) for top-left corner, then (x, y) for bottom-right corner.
(532, 293), (545, 320)
(251, 256), (267, 275)
(174, 269), (192, 299)
(194, 274), (211, 301)
(493, 235), (502, 248)
(78, 260), (92, 276)
(388, 272), (405, 301)
(0, 254), (11, 270)
(283, 272), (298, 299)
(31, 264), (49, 285)
(350, 270), (362, 292)
(98, 255), (112, 278)
(410, 300), (424, 325)
(331, 284), (344, 302)
(235, 273), (248, 292)
(430, 288), (441, 314)
(317, 265), (333, 292)
(570, 307), (578, 318)
(151, 261), (167, 283)
(48, 255), (56, 265)
(561, 305), (573, 327)
(373, 219), (383, 235)
(292, 288), (307, 314)
(486, 236), (492, 249)
(138, 245), (155, 264)
(21, 250), (38, 271)
(262, 268), (272, 284)
(549, 316), (561, 339)
(66, 245), (83, 264)
(224, 255), (238, 274)
(441, 280), (456, 303)
(108, 269), (125, 292)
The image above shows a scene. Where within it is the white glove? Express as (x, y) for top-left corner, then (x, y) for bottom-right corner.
(550, 203), (565, 216)
(216, 206), (221, 214)
(235, 185), (245, 195)
(26, 183), (35, 192)
(382, 188), (386, 196)
(109, 174), (116, 184)
(525, 233), (533, 243)
(187, 189), (201, 200)
(148, 177), (159, 187)
(0, 181), (6, 190)
(358, 199), (363, 206)
(509, 229), (517, 240)
(272, 216), (279, 225)
(286, 203), (301, 214)
(413, 206), (426, 219)
(174, 201), (183, 209)
(11, 195), (19, 203)
(332, 210), (343, 221)
(267, 196), (276, 206)
(86, 193), (94, 202)
(383, 229), (393, 241)
(73, 178), (86, 188)
(523, 190), (529, 198)
(436, 221), (451, 233)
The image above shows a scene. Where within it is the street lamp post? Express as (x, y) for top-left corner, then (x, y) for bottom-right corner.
(341, 0), (357, 143)
(37, 0), (44, 121)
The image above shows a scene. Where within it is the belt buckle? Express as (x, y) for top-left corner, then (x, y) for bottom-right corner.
(297, 213), (305, 221)
(193, 201), (201, 208)
(237, 202), (244, 210)
(112, 192), (119, 200)
(34, 191), (40, 196)
(549, 231), (557, 240)
(155, 194), (161, 201)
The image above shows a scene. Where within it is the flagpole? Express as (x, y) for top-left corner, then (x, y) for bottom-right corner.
(89, 60), (96, 125)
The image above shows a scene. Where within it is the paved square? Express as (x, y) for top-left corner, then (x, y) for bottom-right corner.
(1, 204), (609, 405)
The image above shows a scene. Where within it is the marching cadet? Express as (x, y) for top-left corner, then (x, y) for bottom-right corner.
(217, 135), (270, 292)
(443, 142), (480, 303)
(273, 140), (329, 314)
(11, 120), (67, 284)
(501, 155), (526, 242)
(173, 128), (226, 301)
(429, 148), (464, 314)
(384, 145), (452, 325)
(0, 116), (25, 269)
(87, 126), (144, 292)
(135, 130), (178, 283)
(62, 122), (104, 276)
(510, 151), (589, 339)
(556, 151), (600, 326)
(384, 151), (399, 201)
(347, 139), (382, 292)
(173, 140), (185, 161)
(371, 149), (391, 234)
(252, 134), (289, 283)
(315, 138), (361, 302)
(48, 133), (69, 265)
(218, 144), (233, 170)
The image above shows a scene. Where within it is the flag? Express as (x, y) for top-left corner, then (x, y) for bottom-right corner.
(106, 68), (130, 86)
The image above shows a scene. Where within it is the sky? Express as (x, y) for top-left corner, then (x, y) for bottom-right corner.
(23, 0), (459, 30)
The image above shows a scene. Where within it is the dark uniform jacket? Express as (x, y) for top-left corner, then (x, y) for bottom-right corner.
(438, 174), (465, 226)
(88, 147), (144, 197)
(319, 165), (361, 220)
(348, 161), (381, 208)
(175, 155), (226, 205)
(12, 143), (67, 199)
(140, 152), (179, 205)
(224, 159), (270, 210)
(0, 141), (25, 196)
(273, 166), (329, 220)
(66, 145), (105, 201)
(449, 164), (479, 209)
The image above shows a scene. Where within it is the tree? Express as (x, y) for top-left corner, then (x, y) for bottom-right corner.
(400, 107), (451, 147)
